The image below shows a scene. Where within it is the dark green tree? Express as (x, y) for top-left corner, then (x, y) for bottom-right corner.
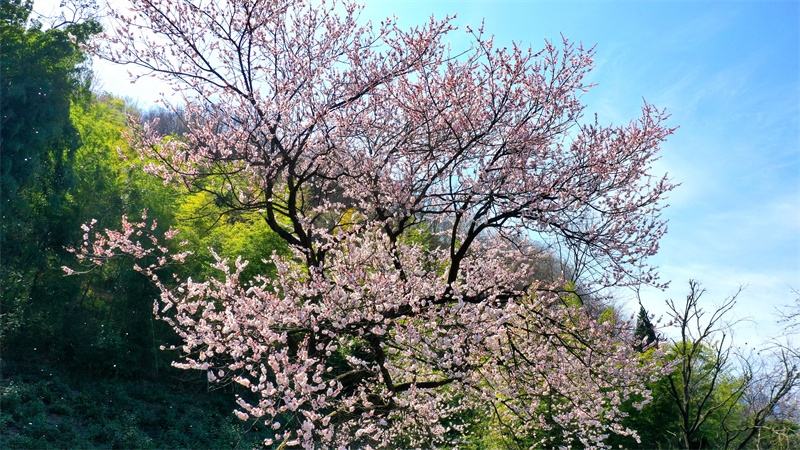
(0, 0), (99, 211)
(0, 0), (100, 355)
(633, 303), (658, 352)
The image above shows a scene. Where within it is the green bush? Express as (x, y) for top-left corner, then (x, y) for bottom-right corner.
(0, 360), (271, 449)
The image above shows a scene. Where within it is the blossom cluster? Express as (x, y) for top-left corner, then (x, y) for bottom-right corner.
(68, 219), (669, 448)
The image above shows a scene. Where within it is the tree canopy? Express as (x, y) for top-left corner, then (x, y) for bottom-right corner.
(0, 0), (100, 355)
(69, 0), (679, 447)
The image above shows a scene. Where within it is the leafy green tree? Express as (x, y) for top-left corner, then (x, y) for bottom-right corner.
(57, 95), (290, 375)
(0, 0), (99, 228)
(62, 95), (183, 375)
(0, 0), (100, 355)
(173, 190), (290, 284)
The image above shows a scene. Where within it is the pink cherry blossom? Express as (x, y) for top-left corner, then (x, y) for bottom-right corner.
(69, 0), (677, 447)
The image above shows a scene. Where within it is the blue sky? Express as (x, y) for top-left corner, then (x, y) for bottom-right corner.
(34, 0), (800, 346)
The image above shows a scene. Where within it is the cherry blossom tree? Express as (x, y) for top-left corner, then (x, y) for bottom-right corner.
(69, 0), (677, 447)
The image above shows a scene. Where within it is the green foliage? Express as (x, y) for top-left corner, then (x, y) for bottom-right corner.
(607, 366), (683, 449)
(174, 190), (290, 283)
(2, 91), (176, 375)
(1, 0), (97, 189)
(633, 305), (658, 353)
(0, 0), (100, 242)
(0, 82), (291, 446)
(671, 342), (750, 448)
(0, 360), (271, 448)
(751, 419), (800, 449)
(0, 0), (101, 361)
(608, 342), (758, 449)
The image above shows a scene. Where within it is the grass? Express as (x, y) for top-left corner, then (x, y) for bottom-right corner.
(0, 358), (271, 449)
